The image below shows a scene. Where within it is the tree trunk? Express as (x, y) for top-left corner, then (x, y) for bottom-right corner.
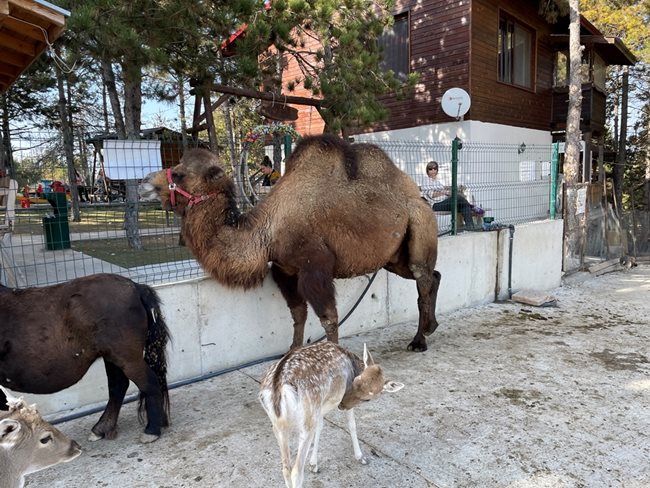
(639, 120), (650, 252)
(101, 60), (126, 139)
(124, 179), (142, 249)
(122, 65), (142, 140)
(55, 60), (80, 222)
(118, 62), (143, 250)
(614, 66), (629, 215)
(0, 94), (14, 176)
(102, 78), (110, 133)
(177, 74), (188, 148)
(272, 133), (282, 171)
(563, 0), (584, 272)
(203, 90), (219, 155)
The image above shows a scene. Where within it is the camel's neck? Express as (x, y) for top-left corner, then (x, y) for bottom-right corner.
(181, 194), (272, 289)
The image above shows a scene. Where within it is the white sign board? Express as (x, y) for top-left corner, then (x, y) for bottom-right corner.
(103, 140), (162, 180)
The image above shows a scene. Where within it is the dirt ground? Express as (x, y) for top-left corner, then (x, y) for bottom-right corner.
(25, 266), (650, 488)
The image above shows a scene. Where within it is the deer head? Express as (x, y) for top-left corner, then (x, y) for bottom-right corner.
(0, 387), (81, 486)
(339, 344), (404, 410)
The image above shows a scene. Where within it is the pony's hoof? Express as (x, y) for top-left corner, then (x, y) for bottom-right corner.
(88, 431), (103, 442)
(140, 432), (160, 444)
(357, 456), (367, 465)
(407, 340), (427, 352)
(309, 463), (319, 473)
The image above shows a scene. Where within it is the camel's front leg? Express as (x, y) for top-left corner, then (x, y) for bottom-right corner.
(297, 253), (338, 343)
(271, 265), (308, 349)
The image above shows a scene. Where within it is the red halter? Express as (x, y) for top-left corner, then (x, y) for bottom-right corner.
(166, 168), (215, 209)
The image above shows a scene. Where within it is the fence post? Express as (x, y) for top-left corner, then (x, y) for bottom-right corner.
(284, 134), (292, 161)
(550, 142), (559, 220)
(451, 137), (461, 235)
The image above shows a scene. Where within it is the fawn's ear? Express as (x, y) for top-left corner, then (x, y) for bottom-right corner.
(0, 419), (22, 448)
(383, 380), (404, 393)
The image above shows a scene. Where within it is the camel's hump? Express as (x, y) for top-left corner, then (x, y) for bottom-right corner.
(284, 134), (359, 180)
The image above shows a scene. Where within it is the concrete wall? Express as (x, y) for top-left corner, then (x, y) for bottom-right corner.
(12, 219), (563, 420)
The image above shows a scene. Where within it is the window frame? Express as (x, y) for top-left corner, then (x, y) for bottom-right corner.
(497, 11), (536, 91)
(378, 11), (411, 81)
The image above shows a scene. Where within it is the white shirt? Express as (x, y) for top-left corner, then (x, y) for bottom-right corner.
(421, 176), (448, 205)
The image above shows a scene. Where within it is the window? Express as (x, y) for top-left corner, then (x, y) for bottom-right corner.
(379, 13), (409, 80)
(553, 51), (593, 88)
(498, 14), (534, 88)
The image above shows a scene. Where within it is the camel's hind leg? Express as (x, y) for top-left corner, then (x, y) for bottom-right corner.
(388, 204), (441, 352)
(272, 265), (308, 349)
(408, 269), (441, 352)
(89, 360), (129, 441)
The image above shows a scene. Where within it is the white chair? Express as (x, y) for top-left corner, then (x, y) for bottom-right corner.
(0, 178), (18, 287)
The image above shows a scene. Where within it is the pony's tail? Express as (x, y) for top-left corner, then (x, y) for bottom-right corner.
(135, 283), (171, 426)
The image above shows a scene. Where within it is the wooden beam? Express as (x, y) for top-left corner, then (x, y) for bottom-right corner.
(2, 14), (45, 41)
(0, 64), (20, 78)
(0, 49), (26, 67)
(186, 94), (229, 134)
(207, 83), (322, 108)
(0, 72), (13, 84)
(0, 30), (36, 56)
(9, 0), (66, 27)
(0, 0), (10, 19)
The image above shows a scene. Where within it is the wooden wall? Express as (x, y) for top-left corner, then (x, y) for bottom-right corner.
(368, 0), (471, 133)
(469, 0), (555, 132)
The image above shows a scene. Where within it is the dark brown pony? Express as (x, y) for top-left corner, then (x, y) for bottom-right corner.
(0, 273), (170, 443)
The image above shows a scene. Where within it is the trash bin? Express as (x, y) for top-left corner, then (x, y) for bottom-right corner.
(43, 192), (70, 250)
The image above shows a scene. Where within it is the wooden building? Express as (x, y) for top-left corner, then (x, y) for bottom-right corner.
(281, 0), (635, 164)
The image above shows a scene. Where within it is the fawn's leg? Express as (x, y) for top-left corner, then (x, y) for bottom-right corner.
(272, 425), (292, 488)
(292, 428), (315, 488)
(346, 409), (367, 464)
(309, 415), (324, 473)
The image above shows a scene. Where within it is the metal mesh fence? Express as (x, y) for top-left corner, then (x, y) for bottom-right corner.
(372, 139), (555, 233)
(583, 181), (650, 265)
(1, 133), (556, 287)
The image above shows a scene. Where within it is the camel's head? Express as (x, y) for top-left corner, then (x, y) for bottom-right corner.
(139, 148), (230, 214)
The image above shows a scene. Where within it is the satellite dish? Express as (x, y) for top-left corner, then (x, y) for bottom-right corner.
(441, 88), (471, 120)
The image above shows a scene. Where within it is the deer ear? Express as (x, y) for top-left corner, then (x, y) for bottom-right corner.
(0, 418), (22, 447)
(362, 344), (376, 368)
(383, 380), (404, 393)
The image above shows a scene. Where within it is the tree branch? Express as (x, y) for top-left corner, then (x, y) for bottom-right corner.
(200, 84), (322, 108)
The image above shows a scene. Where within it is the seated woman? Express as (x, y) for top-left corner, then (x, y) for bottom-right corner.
(421, 160), (475, 230)
(259, 156), (280, 186)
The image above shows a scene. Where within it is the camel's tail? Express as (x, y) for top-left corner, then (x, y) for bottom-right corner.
(135, 283), (171, 425)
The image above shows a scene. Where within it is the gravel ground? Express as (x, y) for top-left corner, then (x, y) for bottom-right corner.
(25, 265), (650, 488)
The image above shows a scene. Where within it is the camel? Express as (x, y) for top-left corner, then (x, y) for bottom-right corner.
(139, 134), (441, 351)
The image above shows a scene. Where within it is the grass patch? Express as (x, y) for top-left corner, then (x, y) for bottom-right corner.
(72, 233), (193, 268)
(13, 203), (172, 235)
